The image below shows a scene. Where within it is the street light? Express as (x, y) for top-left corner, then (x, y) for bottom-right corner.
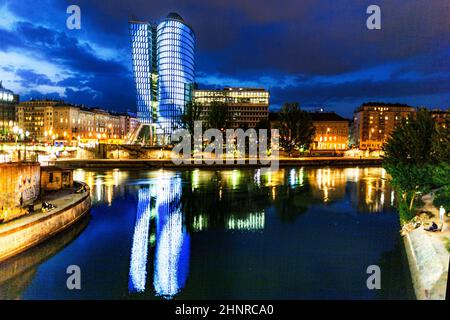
(24, 131), (29, 161)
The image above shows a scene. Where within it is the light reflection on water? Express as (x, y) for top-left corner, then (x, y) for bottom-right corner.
(1, 166), (414, 300)
(74, 167), (394, 216)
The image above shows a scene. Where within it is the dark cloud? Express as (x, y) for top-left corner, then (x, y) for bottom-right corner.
(1, 0), (449, 115)
(15, 68), (54, 87)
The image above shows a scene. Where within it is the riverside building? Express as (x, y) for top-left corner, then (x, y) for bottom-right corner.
(16, 99), (138, 145)
(309, 112), (349, 154)
(353, 102), (415, 150)
(193, 87), (269, 129)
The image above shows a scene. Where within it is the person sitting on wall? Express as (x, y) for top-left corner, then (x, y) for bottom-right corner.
(424, 221), (439, 232)
(42, 202), (56, 211)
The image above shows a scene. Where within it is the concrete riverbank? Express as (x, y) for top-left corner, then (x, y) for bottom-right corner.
(0, 183), (91, 262)
(403, 229), (449, 300)
(403, 195), (449, 300)
(53, 157), (382, 169)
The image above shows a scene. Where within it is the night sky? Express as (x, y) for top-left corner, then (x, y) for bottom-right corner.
(0, 0), (449, 118)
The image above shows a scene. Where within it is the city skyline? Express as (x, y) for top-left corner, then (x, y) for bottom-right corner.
(0, 0), (449, 118)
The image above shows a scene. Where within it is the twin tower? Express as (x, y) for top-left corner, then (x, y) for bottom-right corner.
(129, 13), (195, 145)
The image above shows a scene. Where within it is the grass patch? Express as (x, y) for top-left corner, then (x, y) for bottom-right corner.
(444, 238), (450, 253)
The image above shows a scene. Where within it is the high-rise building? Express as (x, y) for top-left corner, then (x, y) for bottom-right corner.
(129, 21), (157, 125)
(353, 102), (415, 150)
(193, 87), (269, 129)
(129, 13), (195, 144)
(0, 81), (19, 140)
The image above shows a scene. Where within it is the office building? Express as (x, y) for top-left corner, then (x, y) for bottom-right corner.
(129, 12), (195, 144)
(193, 87), (269, 129)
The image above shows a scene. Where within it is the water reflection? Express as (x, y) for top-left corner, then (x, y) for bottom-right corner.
(126, 172), (189, 299)
(18, 166), (405, 299)
(76, 167), (394, 217)
(0, 216), (89, 299)
(128, 188), (152, 293)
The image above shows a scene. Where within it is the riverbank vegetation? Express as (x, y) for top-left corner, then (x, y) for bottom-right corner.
(277, 103), (315, 156)
(382, 109), (450, 224)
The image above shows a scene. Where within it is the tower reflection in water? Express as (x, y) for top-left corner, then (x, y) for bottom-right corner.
(128, 171), (190, 299)
(74, 167), (394, 299)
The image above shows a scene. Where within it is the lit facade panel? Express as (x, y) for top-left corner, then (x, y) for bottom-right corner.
(156, 18), (195, 137)
(129, 14), (196, 143)
(0, 82), (18, 139)
(193, 88), (269, 129)
(129, 22), (158, 125)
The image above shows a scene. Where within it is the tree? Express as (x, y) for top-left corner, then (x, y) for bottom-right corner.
(276, 102), (315, 155)
(431, 120), (450, 208)
(207, 101), (229, 130)
(431, 117), (450, 162)
(384, 109), (436, 166)
(382, 108), (450, 221)
(180, 101), (203, 135)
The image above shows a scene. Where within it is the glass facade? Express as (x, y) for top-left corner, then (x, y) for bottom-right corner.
(193, 88), (269, 129)
(194, 88), (269, 105)
(157, 17), (195, 137)
(129, 21), (158, 125)
(129, 13), (195, 143)
(0, 82), (18, 140)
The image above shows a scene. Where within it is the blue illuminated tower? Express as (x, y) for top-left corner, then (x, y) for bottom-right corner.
(129, 13), (195, 144)
(129, 20), (158, 125)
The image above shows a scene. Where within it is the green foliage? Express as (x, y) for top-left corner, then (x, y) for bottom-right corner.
(431, 163), (450, 208)
(383, 109), (436, 166)
(382, 108), (450, 224)
(431, 118), (450, 162)
(276, 102), (315, 154)
(207, 101), (229, 130)
(398, 196), (415, 226)
(180, 101), (203, 135)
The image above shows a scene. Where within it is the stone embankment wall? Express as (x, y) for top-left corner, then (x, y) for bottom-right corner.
(403, 228), (448, 300)
(0, 162), (40, 222)
(0, 188), (91, 262)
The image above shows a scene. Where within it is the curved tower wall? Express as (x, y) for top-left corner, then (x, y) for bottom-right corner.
(129, 22), (158, 125)
(156, 18), (195, 138)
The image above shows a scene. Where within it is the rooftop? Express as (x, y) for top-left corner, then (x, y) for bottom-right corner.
(195, 87), (268, 92)
(269, 111), (349, 122)
(355, 102), (415, 113)
(309, 112), (349, 122)
(166, 12), (184, 22)
(0, 81), (12, 92)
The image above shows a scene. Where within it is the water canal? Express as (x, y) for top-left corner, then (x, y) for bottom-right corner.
(0, 167), (415, 299)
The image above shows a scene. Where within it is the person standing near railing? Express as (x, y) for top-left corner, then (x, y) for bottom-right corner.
(439, 205), (446, 232)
